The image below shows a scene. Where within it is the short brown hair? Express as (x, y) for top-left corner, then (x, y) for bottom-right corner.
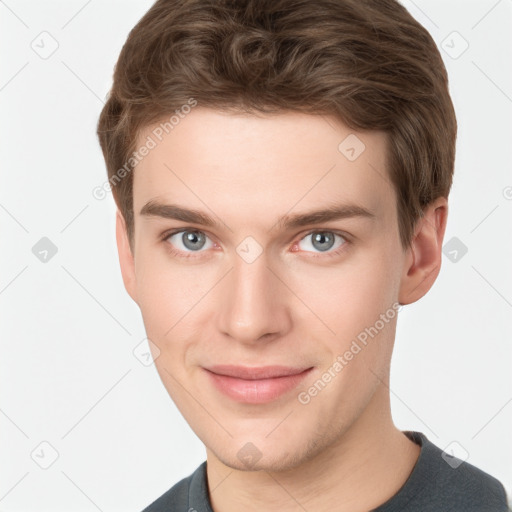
(97, 0), (457, 249)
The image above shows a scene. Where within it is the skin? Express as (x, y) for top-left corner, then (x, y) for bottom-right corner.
(116, 107), (448, 511)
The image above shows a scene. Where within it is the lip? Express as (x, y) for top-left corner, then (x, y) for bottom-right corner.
(204, 365), (313, 404)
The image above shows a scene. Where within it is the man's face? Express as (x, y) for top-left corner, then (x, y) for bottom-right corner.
(124, 107), (409, 471)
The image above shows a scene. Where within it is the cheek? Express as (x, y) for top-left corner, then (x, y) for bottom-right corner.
(133, 249), (218, 345)
(291, 256), (399, 421)
(287, 247), (399, 335)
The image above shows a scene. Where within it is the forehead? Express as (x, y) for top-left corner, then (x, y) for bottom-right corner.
(132, 108), (395, 231)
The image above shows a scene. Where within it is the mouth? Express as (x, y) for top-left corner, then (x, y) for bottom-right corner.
(203, 365), (314, 404)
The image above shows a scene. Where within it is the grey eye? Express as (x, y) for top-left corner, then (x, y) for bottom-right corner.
(311, 232), (336, 252)
(297, 231), (345, 253)
(181, 230), (207, 251)
(167, 230), (213, 253)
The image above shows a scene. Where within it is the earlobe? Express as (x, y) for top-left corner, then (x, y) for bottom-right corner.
(398, 197), (448, 305)
(115, 210), (138, 304)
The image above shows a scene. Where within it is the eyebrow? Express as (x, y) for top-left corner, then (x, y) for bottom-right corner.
(139, 200), (375, 231)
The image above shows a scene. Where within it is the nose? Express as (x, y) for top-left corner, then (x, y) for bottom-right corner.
(216, 253), (292, 346)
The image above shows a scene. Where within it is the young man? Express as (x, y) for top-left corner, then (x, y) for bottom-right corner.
(97, 0), (509, 510)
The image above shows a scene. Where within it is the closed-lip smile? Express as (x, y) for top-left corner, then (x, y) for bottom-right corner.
(203, 365), (313, 403)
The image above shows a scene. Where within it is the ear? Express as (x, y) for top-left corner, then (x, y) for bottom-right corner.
(115, 210), (138, 304)
(398, 197), (448, 305)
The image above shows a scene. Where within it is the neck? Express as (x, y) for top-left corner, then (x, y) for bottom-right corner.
(205, 382), (421, 512)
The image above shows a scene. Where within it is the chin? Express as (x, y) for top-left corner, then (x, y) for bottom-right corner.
(210, 431), (329, 473)
(217, 449), (304, 473)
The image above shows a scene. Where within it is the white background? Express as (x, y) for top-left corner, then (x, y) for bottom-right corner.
(1, 0), (511, 510)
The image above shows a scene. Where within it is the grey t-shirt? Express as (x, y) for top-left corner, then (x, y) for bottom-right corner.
(142, 431), (509, 511)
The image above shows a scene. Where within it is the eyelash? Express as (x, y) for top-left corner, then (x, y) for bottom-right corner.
(160, 228), (351, 260)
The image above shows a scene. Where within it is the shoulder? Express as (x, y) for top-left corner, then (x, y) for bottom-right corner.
(400, 432), (509, 512)
(141, 477), (189, 512)
(140, 462), (207, 512)
(441, 455), (509, 510)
